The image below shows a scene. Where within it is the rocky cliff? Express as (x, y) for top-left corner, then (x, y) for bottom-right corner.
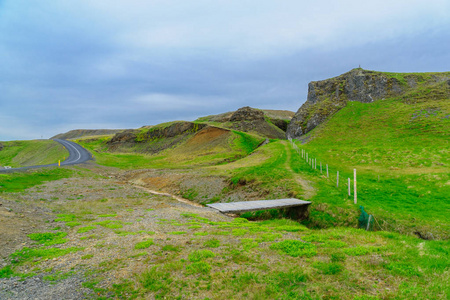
(286, 68), (450, 139)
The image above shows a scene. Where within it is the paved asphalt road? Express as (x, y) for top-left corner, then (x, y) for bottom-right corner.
(0, 139), (92, 173)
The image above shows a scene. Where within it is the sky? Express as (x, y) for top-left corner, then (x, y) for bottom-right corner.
(0, 0), (449, 141)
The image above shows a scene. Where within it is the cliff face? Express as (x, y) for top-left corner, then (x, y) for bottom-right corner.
(286, 68), (450, 139)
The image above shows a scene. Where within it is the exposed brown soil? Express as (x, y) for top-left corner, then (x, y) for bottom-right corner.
(186, 127), (230, 146)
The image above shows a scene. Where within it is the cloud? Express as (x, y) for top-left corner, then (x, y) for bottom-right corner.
(0, 0), (449, 140)
(83, 0), (450, 56)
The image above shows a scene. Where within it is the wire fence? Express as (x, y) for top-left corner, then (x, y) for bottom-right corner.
(288, 138), (358, 204)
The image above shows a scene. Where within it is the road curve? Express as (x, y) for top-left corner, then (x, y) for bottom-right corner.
(0, 139), (92, 173)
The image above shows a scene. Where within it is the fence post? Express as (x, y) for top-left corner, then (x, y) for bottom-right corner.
(326, 164), (329, 178)
(320, 162), (322, 173)
(354, 169), (357, 204)
(337, 171), (339, 187)
(315, 158), (317, 169)
(348, 178), (351, 196)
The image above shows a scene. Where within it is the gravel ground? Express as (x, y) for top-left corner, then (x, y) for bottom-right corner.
(0, 275), (92, 300)
(0, 165), (230, 299)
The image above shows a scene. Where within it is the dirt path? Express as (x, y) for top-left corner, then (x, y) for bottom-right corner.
(282, 141), (316, 199)
(131, 179), (204, 208)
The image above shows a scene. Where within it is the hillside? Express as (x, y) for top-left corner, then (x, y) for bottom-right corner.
(70, 107), (290, 168)
(0, 140), (68, 168)
(287, 69), (450, 138)
(196, 106), (293, 138)
(52, 129), (124, 140)
(290, 96), (449, 238)
(77, 121), (265, 169)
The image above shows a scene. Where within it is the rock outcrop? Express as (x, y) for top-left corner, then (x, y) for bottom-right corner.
(136, 122), (207, 141)
(106, 121), (207, 153)
(107, 129), (138, 145)
(229, 106), (265, 122)
(196, 106), (293, 139)
(286, 68), (450, 139)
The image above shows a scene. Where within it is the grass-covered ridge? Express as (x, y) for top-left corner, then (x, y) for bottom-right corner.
(0, 140), (68, 168)
(77, 126), (265, 169)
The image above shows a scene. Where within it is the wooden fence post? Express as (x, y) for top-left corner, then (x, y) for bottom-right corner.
(326, 164), (329, 178)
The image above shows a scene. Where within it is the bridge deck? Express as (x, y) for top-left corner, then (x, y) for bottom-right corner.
(206, 198), (311, 213)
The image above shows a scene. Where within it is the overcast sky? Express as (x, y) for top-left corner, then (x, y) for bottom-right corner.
(1, 0), (449, 140)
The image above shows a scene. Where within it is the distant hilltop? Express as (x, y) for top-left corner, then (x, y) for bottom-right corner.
(52, 107), (295, 142)
(286, 68), (450, 139)
(52, 129), (124, 140)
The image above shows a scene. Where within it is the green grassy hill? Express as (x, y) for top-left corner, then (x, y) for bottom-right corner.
(0, 140), (68, 168)
(77, 124), (264, 169)
(292, 81), (449, 238)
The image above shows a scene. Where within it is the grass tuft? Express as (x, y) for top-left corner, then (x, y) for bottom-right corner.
(270, 240), (317, 257)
